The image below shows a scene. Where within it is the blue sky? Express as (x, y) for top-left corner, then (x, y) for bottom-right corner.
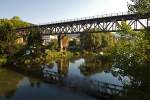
(0, 0), (130, 24)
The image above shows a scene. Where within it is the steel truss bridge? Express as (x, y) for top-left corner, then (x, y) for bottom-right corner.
(17, 12), (150, 35)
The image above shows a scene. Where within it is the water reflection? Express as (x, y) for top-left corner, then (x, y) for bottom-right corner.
(0, 68), (42, 99)
(57, 59), (69, 77)
(2, 55), (150, 99)
(41, 57), (125, 99)
(0, 68), (22, 99)
(42, 56), (150, 99)
(79, 56), (112, 76)
(110, 59), (150, 99)
(0, 68), (94, 100)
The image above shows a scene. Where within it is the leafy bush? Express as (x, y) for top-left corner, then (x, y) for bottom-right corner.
(0, 55), (7, 65)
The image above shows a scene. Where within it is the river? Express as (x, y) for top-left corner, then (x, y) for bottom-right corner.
(0, 56), (149, 100)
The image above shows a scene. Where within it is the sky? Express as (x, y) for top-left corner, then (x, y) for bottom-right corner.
(0, 0), (130, 24)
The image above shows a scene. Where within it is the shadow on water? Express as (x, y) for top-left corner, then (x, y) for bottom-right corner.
(42, 57), (128, 99)
(109, 62), (150, 100)
(0, 68), (22, 99)
(6, 57), (123, 99)
(1, 55), (150, 100)
(0, 67), (45, 100)
(0, 67), (95, 100)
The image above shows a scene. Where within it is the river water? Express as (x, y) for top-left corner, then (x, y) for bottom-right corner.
(0, 56), (149, 100)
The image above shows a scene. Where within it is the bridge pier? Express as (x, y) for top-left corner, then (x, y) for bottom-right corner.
(58, 34), (69, 52)
(15, 36), (27, 45)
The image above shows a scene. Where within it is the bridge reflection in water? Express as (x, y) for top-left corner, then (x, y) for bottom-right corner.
(5, 56), (149, 100)
(42, 59), (127, 99)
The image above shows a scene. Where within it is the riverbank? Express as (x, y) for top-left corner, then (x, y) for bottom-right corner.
(1, 47), (113, 67)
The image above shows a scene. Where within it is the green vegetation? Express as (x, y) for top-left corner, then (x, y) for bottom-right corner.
(0, 17), (30, 62)
(68, 39), (80, 51)
(108, 1), (150, 99)
(80, 32), (116, 51)
(45, 49), (73, 58)
(0, 55), (7, 65)
(0, 68), (22, 98)
(0, 1), (150, 99)
(0, 0), (149, 73)
(128, 0), (150, 13)
(111, 21), (149, 65)
(79, 57), (112, 76)
(27, 28), (43, 47)
(48, 39), (58, 51)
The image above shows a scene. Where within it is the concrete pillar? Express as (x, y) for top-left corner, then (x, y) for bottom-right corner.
(58, 34), (69, 52)
(58, 35), (63, 52)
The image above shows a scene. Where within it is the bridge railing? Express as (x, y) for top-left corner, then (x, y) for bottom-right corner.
(38, 12), (134, 25)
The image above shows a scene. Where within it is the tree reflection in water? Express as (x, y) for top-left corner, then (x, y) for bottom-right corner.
(77, 55), (150, 99)
(79, 56), (112, 77)
(0, 67), (44, 100)
(110, 59), (150, 99)
(0, 68), (22, 99)
(1, 54), (150, 100)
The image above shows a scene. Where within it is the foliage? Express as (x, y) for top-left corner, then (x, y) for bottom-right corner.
(128, 0), (150, 58)
(27, 28), (43, 47)
(80, 32), (116, 51)
(110, 21), (150, 99)
(119, 21), (135, 36)
(45, 49), (74, 59)
(128, 0), (150, 13)
(0, 55), (7, 65)
(0, 16), (31, 58)
(10, 16), (30, 28)
(0, 68), (22, 97)
(11, 16), (21, 20)
(112, 21), (148, 66)
(69, 39), (77, 47)
(48, 39), (58, 50)
(109, 2), (150, 99)
(80, 33), (101, 51)
(0, 19), (17, 56)
(0, 19), (16, 42)
(68, 39), (80, 51)
(79, 57), (112, 76)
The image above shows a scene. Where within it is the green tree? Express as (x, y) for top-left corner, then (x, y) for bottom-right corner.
(0, 17), (31, 56)
(49, 39), (58, 50)
(10, 16), (30, 28)
(109, 1), (150, 99)
(80, 33), (102, 51)
(27, 28), (43, 47)
(112, 21), (148, 65)
(0, 19), (17, 56)
(110, 21), (150, 100)
(128, 0), (150, 55)
(11, 16), (21, 20)
(80, 32), (115, 51)
(0, 19), (16, 42)
(68, 39), (79, 51)
(128, 0), (150, 13)
(69, 39), (77, 47)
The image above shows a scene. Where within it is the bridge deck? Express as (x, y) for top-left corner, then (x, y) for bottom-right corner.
(17, 12), (150, 34)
